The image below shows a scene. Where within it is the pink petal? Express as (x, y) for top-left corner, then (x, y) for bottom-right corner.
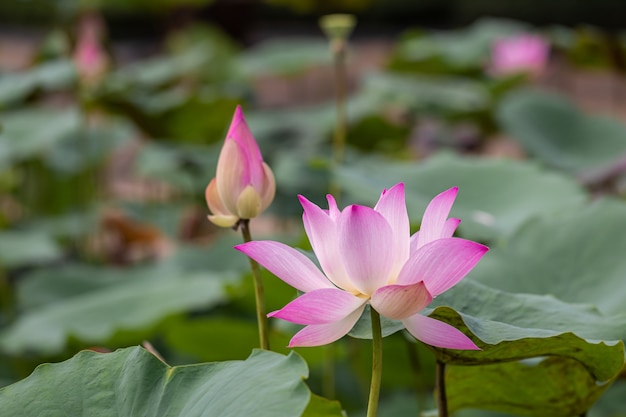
(442, 218), (461, 239)
(205, 178), (231, 217)
(268, 288), (366, 325)
(326, 194), (341, 220)
(215, 140), (244, 213)
(371, 282), (432, 320)
(204, 178), (239, 227)
(416, 187), (458, 249)
(299, 195), (356, 293)
(226, 106), (264, 189)
(287, 306), (366, 347)
(409, 231), (419, 254)
(259, 162), (276, 212)
(397, 238), (488, 295)
(338, 205), (394, 295)
(410, 218), (460, 254)
(403, 314), (479, 350)
(234, 241), (334, 293)
(374, 183), (410, 277)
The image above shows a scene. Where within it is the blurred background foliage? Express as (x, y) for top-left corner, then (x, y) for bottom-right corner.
(2, 1), (626, 416)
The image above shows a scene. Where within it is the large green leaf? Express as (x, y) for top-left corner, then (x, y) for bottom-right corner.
(356, 72), (490, 115)
(349, 280), (626, 415)
(0, 231), (63, 268)
(0, 59), (75, 107)
(0, 346), (332, 417)
(336, 152), (586, 241)
(471, 198), (626, 316)
(0, 264), (237, 355)
(236, 38), (329, 77)
(133, 142), (220, 193)
(0, 108), (80, 167)
(423, 281), (626, 416)
(497, 88), (626, 182)
(393, 18), (528, 72)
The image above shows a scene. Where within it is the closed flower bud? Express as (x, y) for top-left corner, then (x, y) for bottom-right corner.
(206, 106), (275, 228)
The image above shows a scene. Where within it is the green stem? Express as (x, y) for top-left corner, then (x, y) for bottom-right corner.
(332, 38), (347, 166)
(239, 219), (270, 350)
(436, 360), (448, 417)
(366, 308), (383, 417)
(329, 38), (348, 199)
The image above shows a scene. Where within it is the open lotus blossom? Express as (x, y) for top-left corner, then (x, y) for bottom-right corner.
(235, 183), (488, 349)
(489, 33), (549, 78)
(205, 106), (276, 228)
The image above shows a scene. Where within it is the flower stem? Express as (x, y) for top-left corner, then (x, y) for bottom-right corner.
(332, 38), (348, 167)
(366, 307), (383, 417)
(436, 360), (448, 417)
(329, 37), (348, 199)
(239, 219), (270, 350)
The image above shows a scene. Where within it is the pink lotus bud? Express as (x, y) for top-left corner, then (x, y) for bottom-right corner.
(489, 34), (549, 78)
(205, 106), (276, 228)
(73, 12), (109, 86)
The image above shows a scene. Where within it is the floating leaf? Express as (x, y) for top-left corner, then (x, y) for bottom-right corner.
(345, 264), (626, 415)
(357, 72), (490, 115)
(0, 231), (62, 268)
(0, 346), (323, 417)
(393, 18), (528, 72)
(236, 38), (329, 77)
(0, 60), (75, 107)
(301, 394), (344, 417)
(471, 198), (626, 316)
(424, 281), (626, 416)
(336, 152), (586, 241)
(0, 108), (80, 166)
(1, 264), (237, 355)
(497, 88), (626, 183)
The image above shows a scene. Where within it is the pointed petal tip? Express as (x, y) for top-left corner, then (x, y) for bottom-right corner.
(233, 104), (245, 119)
(298, 194), (314, 208)
(232, 242), (246, 251)
(390, 182), (405, 191)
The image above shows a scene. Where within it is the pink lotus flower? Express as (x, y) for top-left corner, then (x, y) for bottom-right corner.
(206, 106), (276, 228)
(73, 12), (109, 86)
(235, 184), (488, 349)
(489, 34), (549, 78)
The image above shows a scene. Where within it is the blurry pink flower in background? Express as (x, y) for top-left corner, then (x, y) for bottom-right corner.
(489, 34), (549, 78)
(236, 183), (488, 349)
(206, 106), (276, 228)
(73, 12), (109, 86)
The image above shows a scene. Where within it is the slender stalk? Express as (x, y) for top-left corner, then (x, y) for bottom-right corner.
(329, 38), (348, 199)
(332, 38), (348, 167)
(366, 308), (383, 417)
(239, 219), (270, 350)
(436, 360), (448, 417)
